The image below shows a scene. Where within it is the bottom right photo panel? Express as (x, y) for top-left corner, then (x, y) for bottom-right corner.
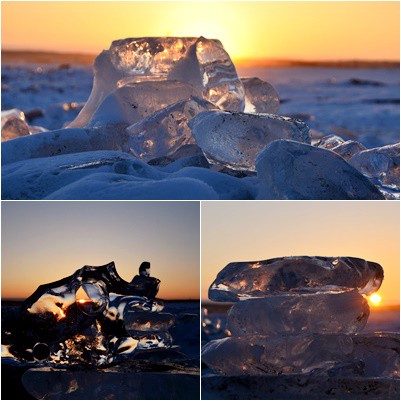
(201, 201), (400, 400)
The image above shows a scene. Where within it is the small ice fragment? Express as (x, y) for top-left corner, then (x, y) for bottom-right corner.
(349, 143), (400, 188)
(1, 109), (30, 141)
(331, 140), (366, 160)
(315, 134), (345, 150)
(242, 77), (280, 114)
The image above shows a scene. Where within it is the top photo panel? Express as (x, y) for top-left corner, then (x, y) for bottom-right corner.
(1, 1), (399, 200)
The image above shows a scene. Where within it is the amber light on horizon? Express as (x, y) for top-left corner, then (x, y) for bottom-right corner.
(2, 202), (200, 300)
(1, 1), (400, 61)
(202, 202), (400, 306)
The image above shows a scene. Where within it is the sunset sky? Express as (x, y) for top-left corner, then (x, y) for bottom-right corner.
(1, 1), (400, 61)
(202, 202), (400, 306)
(2, 202), (200, 300)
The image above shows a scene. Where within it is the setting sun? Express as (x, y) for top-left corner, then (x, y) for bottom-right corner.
(369, 293), (382, 306)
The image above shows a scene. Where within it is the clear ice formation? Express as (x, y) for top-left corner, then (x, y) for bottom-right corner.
(209, 256), (383, 302)
(201, 334), (354, 376)
(331, 140), (367, 161)
(127, 97), (216, 161)
(190, 111), (311, 171)
(241, 77), (280, 114)
(87, 80), (199, 128)
(315, 135), (345, 150)
(226, 291), (369, 336)
(3, 262), (176, 366)
(256, 140), (385, 200)
(69, 37), (245, 128)
(1, 109), (30, 141)
(349, 143), (400, 188)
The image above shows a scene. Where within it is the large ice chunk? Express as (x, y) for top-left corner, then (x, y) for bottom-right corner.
(201, 334), (354, 376)
(209, 256), (383, 302)
(349, 143), (400, 188)
(256, 140), (385, 199)
(242, 77), (280, 114)
(69, 37), (245, 127)
(127, 97), (216, 161)
(191, 111), (311, 171)
(227, 291), (369, 336)
(1, 109), (30, 141)
(87, 80), (199, 127)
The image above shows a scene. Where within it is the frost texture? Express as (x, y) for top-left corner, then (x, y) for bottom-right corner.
(191, 111), (311, 171)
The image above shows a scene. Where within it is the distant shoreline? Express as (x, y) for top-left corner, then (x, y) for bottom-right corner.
(2, 50), (400, 69)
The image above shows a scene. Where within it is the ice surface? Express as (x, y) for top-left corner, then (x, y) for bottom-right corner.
(127, 97), (216, 161)
(22, 368), (200, 400)
(191, 111), (311, 171)
(209, 256), (383, 302)
(331, 140), (366, 160)
(1, 109), (30, 141)
(352, 332), (400, 378)
(242, 77), (280, 114)
(256, 140), (385, 199)
(69, 36), (244, 128)
(201, 334), (354, 376)
(349, 143), (400, 188)
(227, 291), (369, 336)
(87, 80), (199, 128)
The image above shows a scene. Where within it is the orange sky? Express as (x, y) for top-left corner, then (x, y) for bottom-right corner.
(202, 202), (400, 306)
(2, 202), (200, 300)
(1, 1), (400, 61)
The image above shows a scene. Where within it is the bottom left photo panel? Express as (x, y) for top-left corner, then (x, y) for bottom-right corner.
(1, 201), (201, 400)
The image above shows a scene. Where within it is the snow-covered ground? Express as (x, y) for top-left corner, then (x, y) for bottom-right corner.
(2, 64), (399, 200)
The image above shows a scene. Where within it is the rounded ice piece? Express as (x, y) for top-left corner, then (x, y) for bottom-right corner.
(124, 311), (175, 333)
(75, 282), (109, 316)
(209, 256), (383, 302)
(1, 109), (30, 141)
(201, 334), (354, 376)
(349, 143), (400, 188)
(256, 140), (385, 200)
(227, 291), (369, 336)
(242, 77), (280, 114)
(191, 111), (311, 171)
(127, 97), (216, 161)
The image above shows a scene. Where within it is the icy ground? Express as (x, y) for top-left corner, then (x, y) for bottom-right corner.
(2, 64), (399, 200)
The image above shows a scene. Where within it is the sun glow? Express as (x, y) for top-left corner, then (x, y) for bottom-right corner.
(369, 293), (382, 306)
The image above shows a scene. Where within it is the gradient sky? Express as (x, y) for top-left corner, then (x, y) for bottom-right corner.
(1, 1), (399, 61)
(202, 201), (400, 306)
(2, 201), (200, 300)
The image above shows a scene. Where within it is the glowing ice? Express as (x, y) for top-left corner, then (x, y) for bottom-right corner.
(209, 256), (383, 302)
(1, 109), (30, 141)
(242, 77), (280, 114)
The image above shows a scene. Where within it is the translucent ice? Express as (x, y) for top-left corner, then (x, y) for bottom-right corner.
(242, 77), (280, 114)
(352, 332), (400, 378)
(349, 143), (400, 188)
(124, 311), (175, 333)
(201, 334), (354, 376)
(69, 37), (244, 127)
(315, 135), (345, 150)
(1, 109), (30, 141)
(331, 140), (366, 161)
(127, 97), (216, 161)
(256, 140), (385, 200)
(191, 111), (311, 171)
(209, 256), (383, 302)
(87, 80), (199, 127)
(227, 291), (369, 336)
